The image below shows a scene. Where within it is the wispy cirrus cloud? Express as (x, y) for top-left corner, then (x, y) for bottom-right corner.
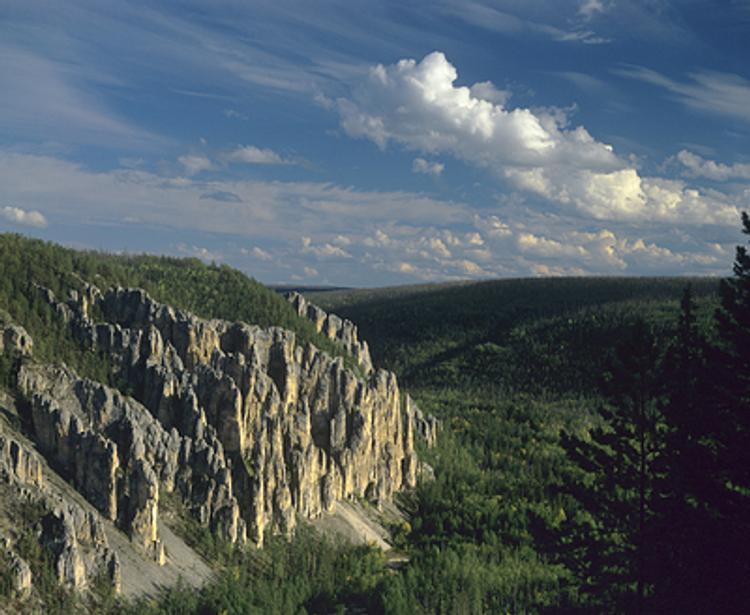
(438, 0), (611, 44)
(614, 65), (750, 124)
(0, 152), (467, 240)
(553, 71), (613, 94)
(0, 44), (164, 148)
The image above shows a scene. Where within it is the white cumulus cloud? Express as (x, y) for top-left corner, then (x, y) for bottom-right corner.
(337, 51), (619, 169)
(517, 232), (588, 258)
(429, 237), (452, 258)
(1, 205), (48, 227)
(676, 150), (750, 181)
(336, 52), (742, 226)
(301, 237), (352, 259)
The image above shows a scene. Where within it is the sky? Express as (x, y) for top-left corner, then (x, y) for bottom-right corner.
(1, 0), (750, 286)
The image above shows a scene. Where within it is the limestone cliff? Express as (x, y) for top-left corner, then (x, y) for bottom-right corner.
(1, 407), (121, 595)
(0, 285), (436, 601)
(286, 291), (374, 375)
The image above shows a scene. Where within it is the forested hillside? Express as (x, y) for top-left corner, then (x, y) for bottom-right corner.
(310, 276), (719, 395)
(0, 233), (349, 388)
(311, 218), (750, 614)
(3, 217), (750, 614)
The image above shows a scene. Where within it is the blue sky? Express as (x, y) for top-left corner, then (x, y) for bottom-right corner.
(1, 0), (749, 286)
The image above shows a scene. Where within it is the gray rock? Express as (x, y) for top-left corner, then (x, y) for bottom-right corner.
(1, 423), (120, 595)
(1, 323), (33, 357)
(9, 552), (33, 597)
(286, 292), (373, 374)
(27, 282), (436, 559)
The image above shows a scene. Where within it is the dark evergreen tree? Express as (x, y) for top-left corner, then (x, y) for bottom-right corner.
(715, 211), (750, 493)
(562, 320), (664, 614)
(649, 285), (718, 613)
(697, 211), (750, 614)
(652, 214), (750, 614)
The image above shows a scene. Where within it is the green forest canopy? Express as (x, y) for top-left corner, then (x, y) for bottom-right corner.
(3, 227), (750, 614)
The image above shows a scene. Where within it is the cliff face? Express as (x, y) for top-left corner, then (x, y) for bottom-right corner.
(286, 291), (439, 448)
(286, 291), (374, 375)
(17, 361), (242, 563)
(1, 401), (121, 595)
(61, 285), (423, 543)
(0, 286), (437, 595)
(0, 284), (436, 601)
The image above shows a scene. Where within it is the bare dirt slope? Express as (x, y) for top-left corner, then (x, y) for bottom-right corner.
(309, 499), (405, 551)
(104, 523), (212, 600)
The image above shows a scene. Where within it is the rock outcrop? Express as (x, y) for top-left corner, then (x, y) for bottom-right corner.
(18, 362), (245, 560)
(409, 397), (440, 448)
(31, 285), (428, 547)
(287, 292), (374, 375)
(0, 284), (437, 600)
(286, 293), (439, 447)
(40, 501), (121, 592)
(0, 323), (34, 357)
(7, 550), (33, 597)
(0, 429), (44, 489)
(1, 413), (120, 594)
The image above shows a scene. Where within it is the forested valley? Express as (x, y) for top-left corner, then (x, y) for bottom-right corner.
(1, 213), (749, 614)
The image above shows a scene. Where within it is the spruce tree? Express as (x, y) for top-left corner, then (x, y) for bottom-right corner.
(703, 211), (750, 613)
(562, 320), (664, 614)
(651, 285), (717, 612)
(715, 211), (750, 493)
(653, 214), (750, 614)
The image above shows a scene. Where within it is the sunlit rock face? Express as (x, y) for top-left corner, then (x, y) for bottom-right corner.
(28, 284), (428, 548)
(286, 291), (374, 375)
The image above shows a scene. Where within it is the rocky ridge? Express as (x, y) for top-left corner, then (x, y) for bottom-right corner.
(287, 291), (439, 447)
(1, 410), (121, 598)
(286, 291), (373, 375)
(0, 285), (437, 600)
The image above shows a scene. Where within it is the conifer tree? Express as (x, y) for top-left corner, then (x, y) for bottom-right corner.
(698, 211), (750, 613)
(562, 320), (664, 614)
(652, 214), (750, 614)
(715, 211), (750, 492)
(650, 285), (717, 612)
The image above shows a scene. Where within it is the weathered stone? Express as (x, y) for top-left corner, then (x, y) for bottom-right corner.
(9, 552), (33, 597)
(1, 323), (33, 357)
(27, 283), (436, 555)
(18, 361), (247, 557)
(411, 400), (440, 448)
(0, 433), (44, 487)
(286, 292), (373, 374)
(1, 402), (121, 597)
